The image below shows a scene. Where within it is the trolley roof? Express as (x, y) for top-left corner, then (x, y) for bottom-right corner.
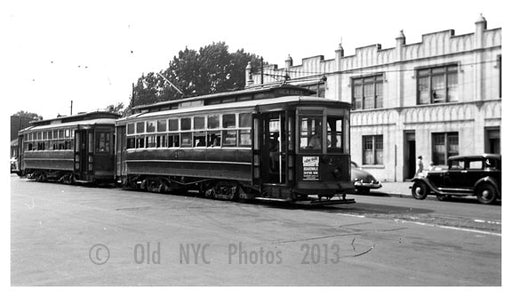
(118, 96), (350, 124)
(130, 84), (315, 114)
(19, 111), (120, 134)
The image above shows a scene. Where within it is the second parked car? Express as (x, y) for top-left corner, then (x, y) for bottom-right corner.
(351, 161), (382, 194)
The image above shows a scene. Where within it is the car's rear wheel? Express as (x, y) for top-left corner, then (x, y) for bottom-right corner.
(476, 183), (497, 204)
(411, 181), (428, 200)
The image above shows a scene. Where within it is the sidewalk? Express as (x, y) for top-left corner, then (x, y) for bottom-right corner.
(371, 181), (413, 198)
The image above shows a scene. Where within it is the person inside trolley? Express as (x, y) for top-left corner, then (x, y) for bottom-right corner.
(308, 126), (322, 150)
(269, 132), (280, 172)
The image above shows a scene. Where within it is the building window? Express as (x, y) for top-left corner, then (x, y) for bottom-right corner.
(417, 64), (458, 104)
(432, 132), (459, 165)
(352, 75), (383, 110)
(362, 135), (383, 165)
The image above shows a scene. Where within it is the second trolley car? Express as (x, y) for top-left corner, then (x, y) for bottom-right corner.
(17, 111), (120, 183)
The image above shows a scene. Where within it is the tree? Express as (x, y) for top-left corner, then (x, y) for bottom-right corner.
(131, 42), (264, 106)
(105, 102), (125, 114)
(10, 111), (43, 140)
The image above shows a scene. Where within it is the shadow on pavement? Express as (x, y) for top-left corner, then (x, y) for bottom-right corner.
(357, 190), (501, 206)
(228, 198), (434, 216)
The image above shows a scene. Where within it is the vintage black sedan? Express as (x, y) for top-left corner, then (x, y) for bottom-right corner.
(410, 154), (501, 204)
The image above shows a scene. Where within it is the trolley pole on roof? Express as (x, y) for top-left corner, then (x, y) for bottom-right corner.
(70, 100), (73, 115)
(156, 72), (184, 96)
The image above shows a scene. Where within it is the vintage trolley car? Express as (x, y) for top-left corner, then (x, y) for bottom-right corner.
(17, 111), (120, 183)
(116, 85), (354, 204)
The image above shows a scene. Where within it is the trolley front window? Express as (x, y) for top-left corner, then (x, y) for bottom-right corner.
(96, 132), (111, 153)
(299, 116), (322, 151)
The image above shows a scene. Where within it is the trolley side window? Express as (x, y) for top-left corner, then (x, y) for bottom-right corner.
(327, 117), (343, 153)
(180, 118), (192, 147)
(146, 121), (156, 133)
(127, 137), (135, 149)
(222, 114), (237, 146)
(136, 122), (145, 134)
(127, 123), (135, 135)
(193, 116), (206, 147)
(238, 113), (252, 147)
(157, 120), (167, 132)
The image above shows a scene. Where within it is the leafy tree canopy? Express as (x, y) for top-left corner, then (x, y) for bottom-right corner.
(12, 110), (43, 121)
(10, 111), (43, 140)
(104, 102), (125, 115)
(131, 42), (263, 107)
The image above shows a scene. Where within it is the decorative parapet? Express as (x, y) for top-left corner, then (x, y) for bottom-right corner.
(249, 16), (501, 87)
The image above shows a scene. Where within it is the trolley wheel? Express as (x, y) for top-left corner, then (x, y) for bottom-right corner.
(36, 172), (47, 182)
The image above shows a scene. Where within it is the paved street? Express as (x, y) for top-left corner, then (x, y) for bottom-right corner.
(11, 175), (501, 285)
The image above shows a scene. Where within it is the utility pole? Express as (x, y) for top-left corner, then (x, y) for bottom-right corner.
(260, 57), (264, 85)
(70, 100), (73, 115)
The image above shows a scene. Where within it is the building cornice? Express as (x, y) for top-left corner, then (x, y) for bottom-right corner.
(350, 98), (501, 114)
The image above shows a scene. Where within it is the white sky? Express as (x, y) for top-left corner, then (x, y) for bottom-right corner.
(1, 0), (506, 119)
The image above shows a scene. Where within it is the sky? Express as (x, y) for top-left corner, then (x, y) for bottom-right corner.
(1, 0), (507, 120)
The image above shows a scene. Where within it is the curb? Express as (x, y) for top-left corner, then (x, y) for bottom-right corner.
(387, 193), (413, 199)
(369, 191), (413, 199)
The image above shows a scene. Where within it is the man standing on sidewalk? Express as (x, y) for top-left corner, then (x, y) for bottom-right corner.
(415, 156), (424, 177)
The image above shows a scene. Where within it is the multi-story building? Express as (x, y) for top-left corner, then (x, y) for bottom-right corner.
(245, 15), (501, 182)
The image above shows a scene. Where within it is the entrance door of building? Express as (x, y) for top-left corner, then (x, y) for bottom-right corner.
(404, 131), (416, 180)
(485, 127), (500, 154)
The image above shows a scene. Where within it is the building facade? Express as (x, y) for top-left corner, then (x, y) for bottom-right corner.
(245, 15), (501, 182)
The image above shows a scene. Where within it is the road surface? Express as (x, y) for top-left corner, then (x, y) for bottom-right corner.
(11, 176), (501, 285)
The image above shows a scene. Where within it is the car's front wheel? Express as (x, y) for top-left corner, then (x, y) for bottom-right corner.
(411, 181), (428, 200)
(476, 183), (497, 204)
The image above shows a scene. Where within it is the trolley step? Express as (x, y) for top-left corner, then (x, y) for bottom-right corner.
(308, 198), (356, 205)
(254, 196), (355, 205)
